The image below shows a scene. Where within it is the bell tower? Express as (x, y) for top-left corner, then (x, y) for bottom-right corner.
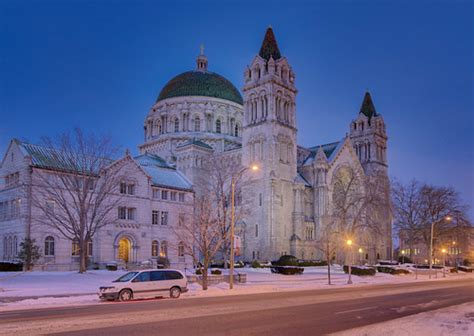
(241, 27), (298, 260)
(349, 91), (388, 176)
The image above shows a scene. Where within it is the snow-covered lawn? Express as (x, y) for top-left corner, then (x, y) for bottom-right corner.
(1, 266), (472, 312)
(334, 302), (474, 336)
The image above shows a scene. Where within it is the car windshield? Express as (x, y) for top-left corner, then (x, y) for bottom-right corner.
(113, 272), (139, 282)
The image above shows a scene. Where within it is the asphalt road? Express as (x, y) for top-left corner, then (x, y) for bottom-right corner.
(0, 278), (472, 335)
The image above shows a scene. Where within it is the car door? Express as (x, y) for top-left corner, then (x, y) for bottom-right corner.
(131, 271), (152, 299)
(150, 271), (170, 296)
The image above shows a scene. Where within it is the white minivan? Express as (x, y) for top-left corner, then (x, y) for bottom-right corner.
(99, 269), (188, 301)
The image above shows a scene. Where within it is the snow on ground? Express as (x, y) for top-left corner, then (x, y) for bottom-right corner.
(0, 266), (472, 312)
(333, 302), (474, 336)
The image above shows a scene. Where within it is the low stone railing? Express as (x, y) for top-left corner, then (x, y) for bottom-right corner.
(187, 273), (247, 285)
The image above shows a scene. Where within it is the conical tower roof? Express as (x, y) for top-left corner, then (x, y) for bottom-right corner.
(259, 26), (282, 61)
(360, 91), (378, 119)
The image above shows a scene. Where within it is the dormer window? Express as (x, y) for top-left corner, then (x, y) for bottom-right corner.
(120, 182), (135, 195)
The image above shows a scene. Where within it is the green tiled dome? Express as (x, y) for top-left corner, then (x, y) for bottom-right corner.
(157, 71), (243, 105)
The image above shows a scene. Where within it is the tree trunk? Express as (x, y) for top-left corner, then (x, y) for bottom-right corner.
(202, 260), (209, 290)
(79, 241), (87, 273)
(326, 258), (331, 285)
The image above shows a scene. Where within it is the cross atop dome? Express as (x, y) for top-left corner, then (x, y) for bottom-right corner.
(259, 26), (282, 61)
(196, 44), (208, 72)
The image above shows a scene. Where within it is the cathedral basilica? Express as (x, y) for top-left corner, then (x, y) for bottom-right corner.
(0, 27), (392, 270)
(139, 27), (392, 262)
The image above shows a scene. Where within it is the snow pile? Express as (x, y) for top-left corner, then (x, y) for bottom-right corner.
(0, 270), (127, 297)
(334, 302), (474, 336)
(1, 267), (472, 312)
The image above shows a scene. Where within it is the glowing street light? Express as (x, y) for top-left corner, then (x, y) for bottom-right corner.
(441, 248), (447, 278)
(401, 249), (406, 264)
(358, 248), (363, 265)
(346, 239), (353, 285)
(429, 215), (452, 279)
(229, 164), (259, 290)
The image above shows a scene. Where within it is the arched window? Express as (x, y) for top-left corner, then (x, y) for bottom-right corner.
(45, 236), (55, 256)
(7, 236), (11, 257)
(174, 118), (180, 132)
(234, 124), (240, 137)
(178, 241), (184, 257)
(72, 238), (80, 256)
(160, 240), (168, 257)
(194, 117), (200, 132)
(152, 240), (159, 257)
(13, 236), (17, 256)
(155, 120), (162, 135)
(215, 119), (221, 133)
(87, 240), (93, 256)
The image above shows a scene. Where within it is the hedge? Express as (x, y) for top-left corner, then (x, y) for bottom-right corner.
(274, 255), (299, 266)
(251, 260), (262, 268)
(343, 265), (376, 276)
(376, 266), (410, 275)
(457, 266), (473, 273)
(0, 262), (23, 272)
(298, 260), (328, 267)
(211, 269), (222, 275)
(270, 266), (304, 275)
(398, 256), (413, 264)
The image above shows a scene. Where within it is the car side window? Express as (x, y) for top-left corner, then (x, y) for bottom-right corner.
(165, 271), (183, 280)
(133, 272), (151, 282)
(151, 271), (166, 281)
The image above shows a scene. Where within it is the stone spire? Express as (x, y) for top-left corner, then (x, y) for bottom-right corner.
(196, 44), (208, 72)
(360, 91), (377, 119)
(259, 26), (281, 61)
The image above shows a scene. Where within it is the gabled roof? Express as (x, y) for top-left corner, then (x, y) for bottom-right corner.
(176, 138), (213, 150)
(259, 27), (282, 61)
(295, 173), (311, 187)
(134, 152), (171, 168)
(360, 91), (378, 119)
(133, 153), (193, 191)
(302, 141), (340, 166)
(13, 139), (111, 174)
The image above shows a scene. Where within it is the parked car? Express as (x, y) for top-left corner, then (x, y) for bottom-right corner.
(98, 269), (188, 301)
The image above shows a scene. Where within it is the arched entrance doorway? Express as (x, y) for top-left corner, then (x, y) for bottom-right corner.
(118, 237), (131, 263)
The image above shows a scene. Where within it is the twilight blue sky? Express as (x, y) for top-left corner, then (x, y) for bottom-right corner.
(1, 0), (472, 218)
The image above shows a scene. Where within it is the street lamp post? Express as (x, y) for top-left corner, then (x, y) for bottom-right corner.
(346, 239), (353, 285)
(429, 216), (451, 279)
(358, 248), (363, 265)
(229, 164), (258, 290)
(401, 249), (406, 264)
(441, 248), (447, 278)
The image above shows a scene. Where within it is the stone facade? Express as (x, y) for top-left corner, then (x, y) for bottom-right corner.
(0, 27), (393, 269)
(137, 27), (392, 263)
(0, 141), (194, 271)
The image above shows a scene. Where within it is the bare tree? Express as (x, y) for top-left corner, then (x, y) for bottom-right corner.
(417, 184), (470, 260)
(197, 154), (248, 268)
(315, 215), (339, 285)
(391, 180), (423, 259)
(30, 128), (123, 273)
(171, 194), (225, 290)
(330, 166), (389, 264)
(392, 180), (471, 263)
(172, 153), (246, 290)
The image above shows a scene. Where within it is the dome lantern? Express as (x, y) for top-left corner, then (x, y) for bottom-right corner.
(196, 44), (208, 72)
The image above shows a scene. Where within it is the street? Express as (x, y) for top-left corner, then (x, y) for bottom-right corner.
(0, 278), (472, 335)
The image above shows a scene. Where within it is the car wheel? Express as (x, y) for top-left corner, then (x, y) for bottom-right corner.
(119, 289), (133, 302)
(170, 286), (181, 299)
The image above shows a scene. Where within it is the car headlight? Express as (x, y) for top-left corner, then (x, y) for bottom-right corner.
(100, 287), (116, 292)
